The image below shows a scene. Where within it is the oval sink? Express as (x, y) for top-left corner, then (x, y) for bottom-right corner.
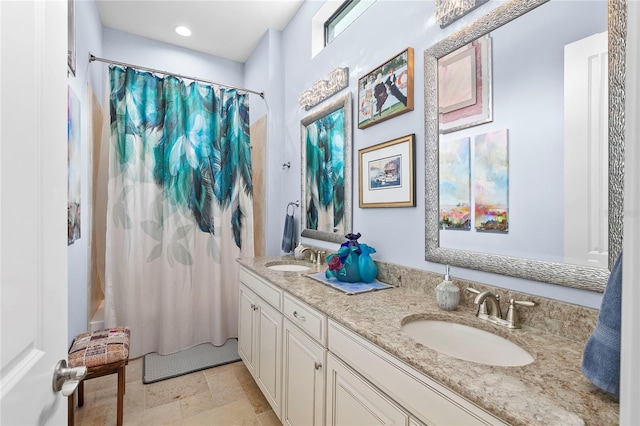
(265, 261), (311, 272)
(402, 320), (533, 367)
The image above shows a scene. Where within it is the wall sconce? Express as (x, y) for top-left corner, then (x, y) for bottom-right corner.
(299, 67), (349, 111)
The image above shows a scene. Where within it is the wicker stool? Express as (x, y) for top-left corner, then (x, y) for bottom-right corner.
(67, 326), (130, 426)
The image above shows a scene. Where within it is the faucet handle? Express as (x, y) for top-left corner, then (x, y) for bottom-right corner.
(512, 299), (536, 307)
(505, 299), (536, 328)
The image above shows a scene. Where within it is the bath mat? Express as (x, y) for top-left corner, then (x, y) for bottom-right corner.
(143, 339), (240, 384)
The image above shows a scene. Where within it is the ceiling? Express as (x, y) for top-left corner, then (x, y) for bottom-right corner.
(97, 0), (305, 63)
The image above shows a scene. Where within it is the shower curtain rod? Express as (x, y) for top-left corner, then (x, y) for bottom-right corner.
(89, 53), (265, 99)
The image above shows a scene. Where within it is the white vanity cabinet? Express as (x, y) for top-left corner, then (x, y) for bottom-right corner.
(328, 320), (508, 426)
(238, 267), (328, 425)
(238, 269), (283, 419)
(238, 264), (509, 425)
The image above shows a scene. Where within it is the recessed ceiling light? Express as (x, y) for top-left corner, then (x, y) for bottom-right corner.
(175, 26), (192, 37)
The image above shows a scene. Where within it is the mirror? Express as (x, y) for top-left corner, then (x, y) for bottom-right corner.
(301, 92), (353, 244)
(424, 0), (625, 292)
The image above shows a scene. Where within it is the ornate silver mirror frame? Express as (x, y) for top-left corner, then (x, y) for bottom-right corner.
(424, 0), (626, 291)
(301, 92), (353, 244)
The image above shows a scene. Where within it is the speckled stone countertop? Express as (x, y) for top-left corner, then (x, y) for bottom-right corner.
(237, 256), (619, 426)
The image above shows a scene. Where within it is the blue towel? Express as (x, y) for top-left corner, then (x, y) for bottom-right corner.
(281, 213), (295, 253)
(581, 252), (623, 395)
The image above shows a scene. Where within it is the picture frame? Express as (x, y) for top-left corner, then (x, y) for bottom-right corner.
(301, 92), (353, 243)
(359, 134), (415, 208)
(68, 0), (76, 77)
(438, 34), (492, 134)
(357, 48), (413, 130)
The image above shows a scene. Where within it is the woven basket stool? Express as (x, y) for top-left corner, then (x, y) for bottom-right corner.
(67, 326), (130, 426)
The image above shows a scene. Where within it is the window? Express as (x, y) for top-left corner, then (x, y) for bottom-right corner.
(324, 0), (375, 46)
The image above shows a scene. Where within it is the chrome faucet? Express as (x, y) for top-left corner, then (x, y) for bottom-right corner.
(468, 287), (536, 329)
(299, 246), (316, 263)
(474, 291), (502, 320)
(299, 247), (325, 264)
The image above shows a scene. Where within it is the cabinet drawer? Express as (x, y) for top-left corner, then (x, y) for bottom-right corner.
(283, 293), (327, 346)
(328, 320), (507, 426)
(240, 267), (282, 310)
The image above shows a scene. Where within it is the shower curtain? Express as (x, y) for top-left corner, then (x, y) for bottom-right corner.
(104, 66), (254, 358)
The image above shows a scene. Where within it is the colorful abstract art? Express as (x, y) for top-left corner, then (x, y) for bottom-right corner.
(474, 130), (509, 232)
(439, 137), (471, 230)
(68, 86), (81, 245)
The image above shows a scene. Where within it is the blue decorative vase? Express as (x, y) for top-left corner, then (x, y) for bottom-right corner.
(358, 244), (378, 283)
(336, 251), (362, 283)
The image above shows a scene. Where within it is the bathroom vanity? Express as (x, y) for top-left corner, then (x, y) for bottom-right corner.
(237, 256), (618, 425)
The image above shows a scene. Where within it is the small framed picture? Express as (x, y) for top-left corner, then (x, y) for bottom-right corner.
(358, 134), (415, 208)
(357, 48), (414, 129)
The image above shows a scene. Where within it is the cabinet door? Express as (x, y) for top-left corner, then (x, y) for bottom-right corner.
(327, 353), (408, 426)
(238, 283), (257, 374)
(255, 299), (283, 418)
(283, 319), (326, 426)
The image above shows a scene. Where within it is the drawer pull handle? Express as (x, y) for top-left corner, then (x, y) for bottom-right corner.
(314, 362), (322, 370)
(293, 311), (306, 321)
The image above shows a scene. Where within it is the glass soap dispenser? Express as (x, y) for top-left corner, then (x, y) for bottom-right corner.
(435, 265), (460, 311)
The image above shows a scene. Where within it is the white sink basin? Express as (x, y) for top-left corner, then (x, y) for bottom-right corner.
(402, 320), (534, 367)
(265, 262), (311, 272)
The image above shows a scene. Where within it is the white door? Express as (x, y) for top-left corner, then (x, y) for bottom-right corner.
(1, 1), (69, 424)
(563, 31), (609, 268)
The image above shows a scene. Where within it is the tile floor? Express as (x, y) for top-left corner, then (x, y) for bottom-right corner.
(71, 357), (281, 425)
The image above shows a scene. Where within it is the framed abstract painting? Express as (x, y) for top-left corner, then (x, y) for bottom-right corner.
(68, 86), (81, 244)
(439, 137), (471, 229)
(438, 35), (492, 134)
(474, 129), (509, 232)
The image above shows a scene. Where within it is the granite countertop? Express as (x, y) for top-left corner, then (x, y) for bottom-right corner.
(237, 256), (619, 426)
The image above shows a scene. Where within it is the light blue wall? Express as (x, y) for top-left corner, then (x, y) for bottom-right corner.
(102, 28), (244, 85)
(249, 0), (605, 308)
(245, 29), (286, 256)
(67, 0), (104, 347)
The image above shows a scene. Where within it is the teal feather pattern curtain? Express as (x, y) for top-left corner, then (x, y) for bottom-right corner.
(104, 66), (254, 358)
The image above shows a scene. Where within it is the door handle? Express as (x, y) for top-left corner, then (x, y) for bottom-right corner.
(52, 359), (87, 397)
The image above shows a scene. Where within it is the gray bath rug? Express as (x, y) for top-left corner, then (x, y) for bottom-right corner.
(143, 339), (240, 384)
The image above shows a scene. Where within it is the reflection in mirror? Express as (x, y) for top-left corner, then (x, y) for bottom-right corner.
(424, 0), (625, 292)
(301, 92), (353, 244)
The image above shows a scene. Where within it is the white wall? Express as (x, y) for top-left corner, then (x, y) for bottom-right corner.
(254, 0), (606, 308)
